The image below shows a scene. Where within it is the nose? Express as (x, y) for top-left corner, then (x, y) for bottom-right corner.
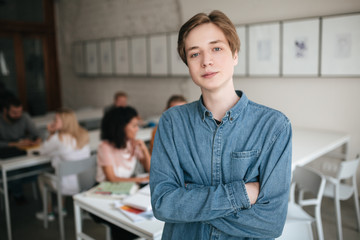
(201, 52), (213, 68)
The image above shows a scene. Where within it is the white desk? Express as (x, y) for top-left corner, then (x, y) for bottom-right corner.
(0, 131), (103, 240)
(292, 127), (350, 170)
(32, 108), (103, 129)
(73, 194), (164, 240)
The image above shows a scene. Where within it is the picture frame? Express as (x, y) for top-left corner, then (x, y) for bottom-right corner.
(321, 13), (360, 76)
(282, 18), (320, 76)
(73, 42), (85, 75)
(169, 32), (188, 76)
(99, 40), (113, 75)
(114, 38), (130, 75)
(130, 36), (148, 75)
(248, 22), (280, 76)
(149, 34), (168, 76)
(234, 26), (247, 76)
(85, 41), (99, 75)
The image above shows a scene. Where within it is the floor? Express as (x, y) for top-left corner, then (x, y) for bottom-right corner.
(0, 183), (360, 240)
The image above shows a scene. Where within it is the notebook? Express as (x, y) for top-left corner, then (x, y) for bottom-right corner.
(122, 184), (152, 211)
(85, 181), (139, 199)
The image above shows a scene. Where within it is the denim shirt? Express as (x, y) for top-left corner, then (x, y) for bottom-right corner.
(150, 91), (292, 240)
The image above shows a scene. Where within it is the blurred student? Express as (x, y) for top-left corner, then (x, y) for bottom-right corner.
(104, 91), (128, 114)
(36, 108), (90, 221)
(0, 97), (41, 203)
(94, 106), (151, 239)
(149, 95), (187, 153)
(0, 97), (41, 148)
(150, 10), (292, 239)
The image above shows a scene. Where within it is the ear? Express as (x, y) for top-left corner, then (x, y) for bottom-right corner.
(233, 51), (239, 66)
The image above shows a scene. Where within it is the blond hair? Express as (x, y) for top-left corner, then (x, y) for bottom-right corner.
(56, 108), (89, 149)
(177, 10), (240, 65)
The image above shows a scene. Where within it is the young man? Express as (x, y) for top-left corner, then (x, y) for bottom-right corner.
(0, 97), (41, 148)
(150, 10), (292, 240)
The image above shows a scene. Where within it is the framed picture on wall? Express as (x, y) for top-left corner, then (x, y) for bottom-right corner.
(130, 36), (147, 75)
(114, 38), (130, 75)
(85, 41), (99, 75)
(234, 26), (247, 76)
(169, 32), (188, 76)
(321, 13), (360, 76)
(99, 40), (113, 75)
(149, 34), (168, 76)
(248, 22), (280, 76)
(282, 18), (320, 76)
(73, 42), (85, 75)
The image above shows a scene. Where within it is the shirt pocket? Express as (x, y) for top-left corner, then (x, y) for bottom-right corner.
(231, 149), (260, 182)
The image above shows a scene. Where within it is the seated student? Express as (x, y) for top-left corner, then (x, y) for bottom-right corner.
(0, 97), (41, 148)
(0, 96), (42, 203)
(94, 106), (151, 240)
(35, 108), (90, 221)
(149, 95), (187, 153)
(104, 91), (128, 114)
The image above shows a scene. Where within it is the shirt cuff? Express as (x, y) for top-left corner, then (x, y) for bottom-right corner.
(226, 181), (251, 211)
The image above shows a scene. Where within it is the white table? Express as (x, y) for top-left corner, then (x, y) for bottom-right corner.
(0, 127), (154, 240)
(0, 153), (51, 240)
(73, 194), (163, 240)
(292, 127), (350, 170)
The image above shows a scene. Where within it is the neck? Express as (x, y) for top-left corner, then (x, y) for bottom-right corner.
(201, 84), (239, 121)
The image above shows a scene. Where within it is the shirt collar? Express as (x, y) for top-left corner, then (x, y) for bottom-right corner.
(198, 90), (249, 123)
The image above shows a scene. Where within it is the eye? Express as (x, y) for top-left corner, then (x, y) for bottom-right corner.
(213, 47), (221, 52)
(190, 52), (199, 58)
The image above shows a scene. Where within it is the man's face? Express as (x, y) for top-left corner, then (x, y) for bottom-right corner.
(6, 105), (23, 123)
(185, 23), (238, 93)
(115, 96), (127, 107)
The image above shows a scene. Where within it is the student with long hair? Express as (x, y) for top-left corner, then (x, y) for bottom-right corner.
(36, 108), (90, 221)
(94, 106), (151, 240)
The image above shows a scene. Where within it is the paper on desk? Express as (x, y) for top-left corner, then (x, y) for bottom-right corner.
(122, 184), (151, 211)
(114, 201), (154, 222)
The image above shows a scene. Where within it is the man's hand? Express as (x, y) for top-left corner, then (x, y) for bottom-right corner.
(9, 138), (41, 148)
(245, 182), (260, 205)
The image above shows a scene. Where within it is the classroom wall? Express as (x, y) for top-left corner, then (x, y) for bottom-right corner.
(55, 0), (360, 171)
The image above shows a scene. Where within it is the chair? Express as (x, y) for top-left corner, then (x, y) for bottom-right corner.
(278, 166), (326, 240)
(319, 157), (360, 240)
(41, 155), (97, 240)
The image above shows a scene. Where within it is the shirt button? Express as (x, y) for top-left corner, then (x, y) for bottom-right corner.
(230, 117), (233, 121)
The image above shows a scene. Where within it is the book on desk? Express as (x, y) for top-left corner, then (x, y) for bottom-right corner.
(85, 181), (139, 199)
(114, 184), (153, 222)
(85, 182), (153, 222)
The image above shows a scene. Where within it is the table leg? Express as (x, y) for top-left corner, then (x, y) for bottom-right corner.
(2, 168), (12, 240)
(74, 200), (83, 240)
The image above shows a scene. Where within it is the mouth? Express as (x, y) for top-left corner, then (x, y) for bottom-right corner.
(202, 71), (218, 78)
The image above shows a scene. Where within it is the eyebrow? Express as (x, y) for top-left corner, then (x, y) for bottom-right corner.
(186, 39), (226, 52)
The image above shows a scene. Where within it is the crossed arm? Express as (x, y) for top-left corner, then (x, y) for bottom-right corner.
(150, 118), (292, 238)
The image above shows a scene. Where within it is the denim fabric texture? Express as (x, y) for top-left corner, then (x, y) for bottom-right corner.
(150, 91), (292, 240)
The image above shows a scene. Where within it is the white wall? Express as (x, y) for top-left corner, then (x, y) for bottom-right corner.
(55, 0), (360, 175)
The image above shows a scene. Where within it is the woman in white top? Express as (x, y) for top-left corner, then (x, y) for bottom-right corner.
(36, 108), (90, 221)
(94, 106), (151, 240)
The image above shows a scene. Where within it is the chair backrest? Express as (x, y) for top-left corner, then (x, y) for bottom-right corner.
(291, 166), (326, 203)
(337, 158), (360, 180)
(56, 155), (97, 191)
